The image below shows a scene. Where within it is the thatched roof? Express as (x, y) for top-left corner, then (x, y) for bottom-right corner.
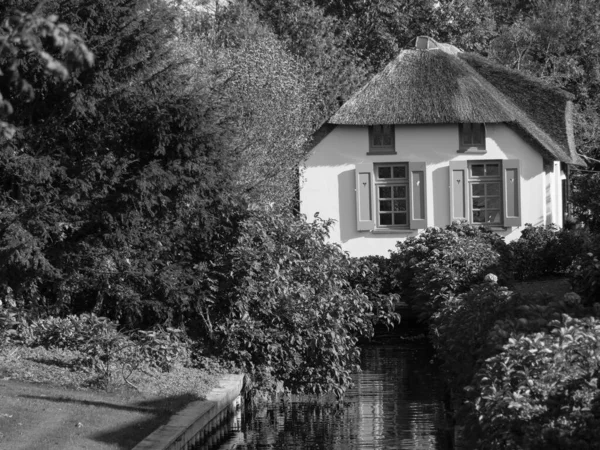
(328, 40), (584, 166)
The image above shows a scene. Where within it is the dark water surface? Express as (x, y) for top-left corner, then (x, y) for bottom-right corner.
(209, 333), (451, 450)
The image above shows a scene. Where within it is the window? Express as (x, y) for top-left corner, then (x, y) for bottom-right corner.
(459, 123), (485, 151)
(375, 164), (409, 227)
(368, 125), (395, 154)
(355, 162), (426, 231)
(449, 159), (521, 227)
(469, 162), (501, 224)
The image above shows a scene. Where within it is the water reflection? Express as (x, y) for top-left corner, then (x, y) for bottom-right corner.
(212, 336), (450, 450)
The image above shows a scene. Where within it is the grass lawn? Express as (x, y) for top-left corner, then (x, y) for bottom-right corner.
(0, 344), (227, 450)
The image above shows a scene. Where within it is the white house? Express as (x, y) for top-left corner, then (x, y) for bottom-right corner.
(299, 37), (585, 257)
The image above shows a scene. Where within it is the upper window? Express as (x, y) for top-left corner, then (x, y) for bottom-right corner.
(368, 125), (395, 154)
(459, 123), (486, 151)
(374, 163), (408, 228)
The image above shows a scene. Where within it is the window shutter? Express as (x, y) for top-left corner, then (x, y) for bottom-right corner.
(409, 161), (427, 229)
(355, 163), (374, 231)
(502, 159), (521, 227)
(449, 160), (468, 221)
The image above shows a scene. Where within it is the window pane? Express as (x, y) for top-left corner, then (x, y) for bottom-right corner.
(472, 123), (483, 144)
(487, 183), (500, 196)
(393, 200), (407, 212)
(394, 213), (407, 225)
(486, 197), (501, 209)
(373, 135), (382, 146)
(487, 210), (500, 223)
(472, 183), (485, 196)
(382, 126), (393, 146)
(378, 167), (391, 179)
(393, 166), (406, 179)
(462, 123), (472, 144)
(473, 211), (485, 223)
(379, 186), (392, 198)
(486, 164), (499, 176)
(393, 185), (407, 198)
(471, 165), (485, 176)
(380, 213), (392, 225)
(472, 197), (485, 209)
(380, 200), (392, 211)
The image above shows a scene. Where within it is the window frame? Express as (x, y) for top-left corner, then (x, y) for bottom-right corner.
(449, 159), (521, 228)
(467, 161), (502, 226)
(374, 163), (409, 229)
(355, 161), (427, 232)
(459, 123), (486, 152)
(368, 125), (396, 155)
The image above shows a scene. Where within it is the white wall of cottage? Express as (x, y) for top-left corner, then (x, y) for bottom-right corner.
(299, 123), (564, 257)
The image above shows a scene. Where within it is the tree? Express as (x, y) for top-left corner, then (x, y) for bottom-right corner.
(0, 4), (93, 139)
(0, 0), (241, 326)
(210, 3), (321, 207)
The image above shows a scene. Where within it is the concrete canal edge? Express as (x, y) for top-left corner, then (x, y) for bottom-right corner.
(132, 373), (245, 450)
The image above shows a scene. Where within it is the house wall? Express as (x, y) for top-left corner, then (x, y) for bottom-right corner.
(300, 123), (562, 257)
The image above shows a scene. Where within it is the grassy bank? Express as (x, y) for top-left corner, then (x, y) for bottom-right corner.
(0, 336), (228, 449)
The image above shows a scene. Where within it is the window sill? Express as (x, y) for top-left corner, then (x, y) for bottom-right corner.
(457, 147), (486, 154)
(474, 225), (509, 231)
(371, 228), (416, 234)
(367, 151), (397, 156)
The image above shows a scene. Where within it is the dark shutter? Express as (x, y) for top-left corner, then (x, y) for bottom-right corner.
(502, 159), (521, 227)
(355, 163), (374, 231)
(409, 162), (427, 229)
(449, 160), (468, 221)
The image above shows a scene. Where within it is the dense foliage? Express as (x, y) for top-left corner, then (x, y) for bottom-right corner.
(3, 0), (600, 401)
(211, 209), (400, 396)
(570, 251), (600, 305)
(468, 315), (600, 449)
(508, 224), (599, 281)
(0, 4), (93, 138)
(1, 312), (194, 388)
(390, 222), (504, 320)
(0, 0), (388, 396)
(399, 224), (600, 448)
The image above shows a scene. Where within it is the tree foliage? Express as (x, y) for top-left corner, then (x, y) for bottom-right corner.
(211, 208), (399, 396)
(0, 3), (93, 138)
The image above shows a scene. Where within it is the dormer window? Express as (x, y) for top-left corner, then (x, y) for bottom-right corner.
(368, 125), (395, 154)
(459, 123), (486, 152)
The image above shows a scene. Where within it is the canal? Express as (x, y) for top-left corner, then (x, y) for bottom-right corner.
(204, 329), (452, 449)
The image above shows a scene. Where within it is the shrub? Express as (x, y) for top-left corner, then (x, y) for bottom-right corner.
(18, 313), (191, 383)
(467, 315), (600, 449)
(390, 222), (502, 321)
(19, 313), (118, 351)
(430, 281), (515, 389)
(508, 224), (560, 280)
(349, 255), (399, 300)
(570, 252), (600, 305)
(129, 327), (192, 372)
(212, 208), (400, 397)
(507, 225), (594, 281)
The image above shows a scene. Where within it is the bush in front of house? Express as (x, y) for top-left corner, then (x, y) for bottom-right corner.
(465, 314), (600, 450)
(211, 208), (400, 397)
(508, 224), (560, 280)
(429, 281), (515, 390)
(569, 251), (600, 305)
(349, 255), (400, 301)
(390, 222), (502, 321)
(507, 225), (596, 281)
